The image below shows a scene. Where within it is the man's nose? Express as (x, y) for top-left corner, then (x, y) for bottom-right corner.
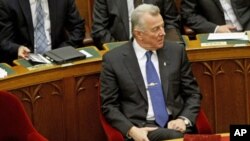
(159, 27), (165, 36)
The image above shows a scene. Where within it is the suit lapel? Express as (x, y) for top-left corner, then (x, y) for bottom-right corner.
(19, 0), (34, 45)
(157, 46), (170, 103)
(123, 42), (148, 101)
(212, 0), (224, 13)
(48, 0), (56, 44)
(116, 0), (130, 39)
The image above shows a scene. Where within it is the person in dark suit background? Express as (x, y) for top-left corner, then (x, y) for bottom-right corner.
(0, 0), (85, 65)
(181, 0), (250, 33)
(100, 4), (202, 141)
(92, 0), (182, 49)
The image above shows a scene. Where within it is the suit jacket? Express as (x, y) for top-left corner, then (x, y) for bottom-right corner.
(181, 0), (250, 33)
(0, 0), (85, 64)
(100, 40), (202, 136)
(92, 0), (182, 48)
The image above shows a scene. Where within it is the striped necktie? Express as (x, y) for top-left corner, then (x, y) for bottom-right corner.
(34, 0), (49, 54)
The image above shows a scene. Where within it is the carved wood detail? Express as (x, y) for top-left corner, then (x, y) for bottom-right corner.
(234, 59), (250, 123)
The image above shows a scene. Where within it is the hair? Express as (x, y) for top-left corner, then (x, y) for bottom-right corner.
(131, 4), (160, 32)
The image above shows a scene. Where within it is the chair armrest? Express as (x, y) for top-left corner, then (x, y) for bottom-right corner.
(100, 115), (124, 141)
(196, 109), (213, 134)
(83, 24), (94, 46)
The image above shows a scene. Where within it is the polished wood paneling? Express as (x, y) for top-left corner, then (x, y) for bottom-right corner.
(0, 58), (106, 141)
(191, 60), (250, 132)
(1, 36), (250, 140)
(11, 81), (66, 141)
(187, 36), (250, 133)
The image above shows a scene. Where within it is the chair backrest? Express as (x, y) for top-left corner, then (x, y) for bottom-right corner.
(174, 0), (196, 39)
(0, 91), (48, 141)
(196, 109), (213, 134)
(97, 82), (124, 141)
(75, 0), (94, 45)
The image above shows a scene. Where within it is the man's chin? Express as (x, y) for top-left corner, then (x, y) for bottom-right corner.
(157, 42), (164, 48)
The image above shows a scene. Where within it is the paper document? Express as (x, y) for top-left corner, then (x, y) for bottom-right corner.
(201, 42), (227, 47)
(29, 53), (51, 64)
(79, 50), (93, 58)
(208, 32), (248, 40)
(0, 67), (7, 78)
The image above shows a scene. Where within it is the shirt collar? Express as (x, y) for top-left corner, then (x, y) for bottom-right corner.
(133, 39), (157, 60)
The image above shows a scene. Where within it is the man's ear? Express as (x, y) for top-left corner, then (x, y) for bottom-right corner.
(133, 30), (143, 41)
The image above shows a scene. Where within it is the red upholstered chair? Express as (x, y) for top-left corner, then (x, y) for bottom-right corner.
(99, 108), (212, 140)
(97, 82), (124, 141)
(100, 114), (124, 141)
(99, 109), (213, 141)
(0, 91), (48, 141)
(183, 110), (217, 141)
(195, 109), (213, 134)
(98, 77), (212, 140)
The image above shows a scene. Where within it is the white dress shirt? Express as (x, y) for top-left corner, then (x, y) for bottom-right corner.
(133, 39), (171, 121)
(126, 0), (144, 38)
(219, 0), (242, 31)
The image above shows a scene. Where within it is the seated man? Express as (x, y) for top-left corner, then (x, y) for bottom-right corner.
(181, 0), (250, 33)
(92, 0), (183, 49)
(0, 0), (85, 65)
(100, 4), (202, 141)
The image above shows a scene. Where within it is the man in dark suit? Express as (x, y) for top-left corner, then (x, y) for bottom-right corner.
(100, 4), (202, 141)
(181, 0), (250, 33)
(0, 0), (85, 65)
(92, 0), (182, 49)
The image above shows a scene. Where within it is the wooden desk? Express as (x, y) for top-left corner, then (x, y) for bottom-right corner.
(165, 133), (229, 141)
(0, 47), (105, 141)
(1, 36), (250, 140)
(184, 35), (250, 62)
(184, 35), (250, 133)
